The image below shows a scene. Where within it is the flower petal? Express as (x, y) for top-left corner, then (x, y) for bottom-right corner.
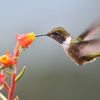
(16, 32), (36, 48)
(0, 51), (14, 68)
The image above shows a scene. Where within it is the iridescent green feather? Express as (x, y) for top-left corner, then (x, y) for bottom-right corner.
(82, 52), (100, 61)
(51, 27), (70, 36)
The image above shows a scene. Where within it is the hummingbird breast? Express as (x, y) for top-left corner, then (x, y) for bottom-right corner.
(67, 43), (85, 65)
(62, 37), (87, 65)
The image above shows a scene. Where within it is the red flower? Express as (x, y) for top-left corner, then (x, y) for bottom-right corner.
(0, 51), (14, 68)
(0, 74), (5, 83)
(0, 74), (6, 90)
(16, 32), (36, 48)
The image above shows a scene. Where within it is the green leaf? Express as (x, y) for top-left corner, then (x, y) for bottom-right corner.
(6, 71), (14, 76)
(0, 65), (5, 70)
(13, 57), (19, 62)
(0, 97), (3, 100)
(1, 69), (5, 74)
(19, 45), (24, 57)
(14, 96), (19, 100)
(0, 93), (7, 100)
(0, 83), (4, 90)
(4, 76), (7, 81)
(9, 64), (15, 72)
(15, 66), (26, 82)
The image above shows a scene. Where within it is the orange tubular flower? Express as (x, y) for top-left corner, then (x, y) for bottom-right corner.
(16, 32), (36, 48)
(0, 51), (14, 68)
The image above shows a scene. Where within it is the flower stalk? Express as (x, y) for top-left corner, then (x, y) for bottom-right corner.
(8, 73), (16, 100)
(0, 32), (36, 99)
(4, 82), (10, 93)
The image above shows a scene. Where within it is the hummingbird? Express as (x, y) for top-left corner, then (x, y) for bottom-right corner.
(36, 20), (100, 65)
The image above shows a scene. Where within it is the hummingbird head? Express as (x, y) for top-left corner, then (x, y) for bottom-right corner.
(36, 27), (70, 44)
(47, 27), (70, 44)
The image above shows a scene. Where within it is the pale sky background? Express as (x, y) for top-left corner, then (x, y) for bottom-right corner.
(1, 0), (100, 100)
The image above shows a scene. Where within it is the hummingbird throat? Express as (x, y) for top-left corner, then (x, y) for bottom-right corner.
(61, 36), (72, 50)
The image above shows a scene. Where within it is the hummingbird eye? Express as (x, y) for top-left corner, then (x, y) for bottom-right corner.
(53, 32), (58, 35)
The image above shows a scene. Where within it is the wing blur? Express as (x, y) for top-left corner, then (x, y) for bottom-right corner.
(77, 20), (100, 41)
(76, 39), (100, 57)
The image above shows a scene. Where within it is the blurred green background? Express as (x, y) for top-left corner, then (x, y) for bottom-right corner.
(1, 0), (100, 100)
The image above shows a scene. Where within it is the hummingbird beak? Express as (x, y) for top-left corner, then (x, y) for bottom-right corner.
(35, 34), (47, 37)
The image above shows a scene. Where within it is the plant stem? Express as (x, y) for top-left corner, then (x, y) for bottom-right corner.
(8, 62), (17, 100)
(4, 82), (10, 93)
(8, 73), (16, 100)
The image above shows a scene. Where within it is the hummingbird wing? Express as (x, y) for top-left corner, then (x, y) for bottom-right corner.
(77, 20), (100, 41)
(76, 39), (100, 57)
